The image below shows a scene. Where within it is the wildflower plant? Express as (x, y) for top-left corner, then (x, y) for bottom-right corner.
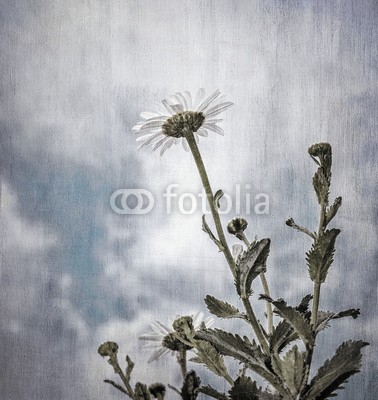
(98, 90), (368, 399)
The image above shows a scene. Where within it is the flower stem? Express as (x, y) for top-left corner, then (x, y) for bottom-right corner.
(310, 204), (326, 328)
(177, 348), (187, 379)
(183, 129), (236, 277)
(184, 129), (269, 353)
(240, 232), (273, 336)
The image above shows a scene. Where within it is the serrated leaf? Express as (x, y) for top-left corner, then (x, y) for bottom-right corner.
(235, 238), (271, 297)
(195, 329), (291, 396)
(306, 229), (341, 283)
(229, 376), (260, 400)
(272, 345), (305, 397)
(269, 295), (313, 353)
(190, 340), (229, 379)
(196, 385), (228, 400)
(202, 215), (225, 252)
(264, 297), (314, 348)
(316, 309), (361, 334)
(325, 197), (342, 226)
(229, 377), (282, 400)
(305, 340), (368, 400)
(205, 295), (243, 319)
(195, 328), (268, 367)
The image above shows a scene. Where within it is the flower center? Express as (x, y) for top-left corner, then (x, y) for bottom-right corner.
(162, 111), (205, 138)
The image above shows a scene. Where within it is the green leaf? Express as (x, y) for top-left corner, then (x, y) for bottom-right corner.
(190, 340), (230, 379)
(325, 197), (342, 226)
(269, 295), (313, 353)
(316, 309), (361, 334)
(195, 329), (290, 396)
(271, 345), (305, 397)
(196, 385), (228, 400)
(235, 238), (270, 297)
(229, 376), (260, 400)
(205, 295), (243, 319)
(305, 340), (368, 400)
(263, 297), (314, 348)
(228, 377), (282, 400)
(306, 229), (341, 283)
(202, 215), (225, 251)
(195, 328), (268, 367)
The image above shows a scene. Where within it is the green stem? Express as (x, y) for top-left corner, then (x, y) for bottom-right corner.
(183, 129), (236, 277)
(311, 204), (326, 328)
(184, 129), (269, 354)
(242, 296), (270, 354)
(240, 232), (273, 336)
(177, 348), (187, 379)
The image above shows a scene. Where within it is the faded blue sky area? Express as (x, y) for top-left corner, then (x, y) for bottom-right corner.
(0, 1), (377, 399)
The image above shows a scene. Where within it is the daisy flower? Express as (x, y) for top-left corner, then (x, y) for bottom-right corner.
(132, 89), (233, 155)
(139, 312), (213, 362)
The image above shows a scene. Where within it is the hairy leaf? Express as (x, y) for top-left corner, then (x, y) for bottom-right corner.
(190, 340), (229, 379)
(316, 309), (361, 334)
(195, 329), (290, 396)
(305, 340), (368, 399)
(214, 190), (224, 210)
(309, 143), (332, 205)
(325, 197), (342, 226)
(196, 328), (267, 367)
(272, 345), (305, 397)
(235, 238), (271, 297)
(263, 297), (314, 348)
(229, 376), (260, 400)
(205, 295), (243, 319)
(228, 377), (282, 400)
(306, 229), (341, 283)
(196, 385), (228, 400)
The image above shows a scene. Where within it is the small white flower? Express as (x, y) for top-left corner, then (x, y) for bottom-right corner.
(132, 89), (233, 155)
(139, 312), (213, 362)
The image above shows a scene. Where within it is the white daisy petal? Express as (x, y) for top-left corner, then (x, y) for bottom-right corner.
(140, 111), (160, 119)
(196, 128), (208, 137)
(174, 92), (188, 110)
(203, 123), (225, 135)
(204, 101), (234, 119)
(169, 103), (184, 113)
(184, 91), (193, 109)
(133, 90), (233, 155)
(196, 89), (221, 112)
(193, 88), (206, 108)
(148, 347), (170, 363)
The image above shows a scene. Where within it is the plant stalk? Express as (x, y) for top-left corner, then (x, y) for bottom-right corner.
(184, 129), (269, 353)
(183, 129), (236, 277)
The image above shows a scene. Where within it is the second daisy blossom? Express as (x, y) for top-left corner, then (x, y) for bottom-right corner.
(132, 89), (233, 155)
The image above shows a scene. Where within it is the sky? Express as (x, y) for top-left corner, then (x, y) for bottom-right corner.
(0, 0), (377, 399)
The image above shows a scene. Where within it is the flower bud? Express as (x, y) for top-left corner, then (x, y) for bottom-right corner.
(149, 383), (166, 399)
(227, 217), (248, 239)
(98, 341), (119, 358)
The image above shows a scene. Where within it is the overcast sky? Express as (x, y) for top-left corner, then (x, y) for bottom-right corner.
(0, 1), (377, 399)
